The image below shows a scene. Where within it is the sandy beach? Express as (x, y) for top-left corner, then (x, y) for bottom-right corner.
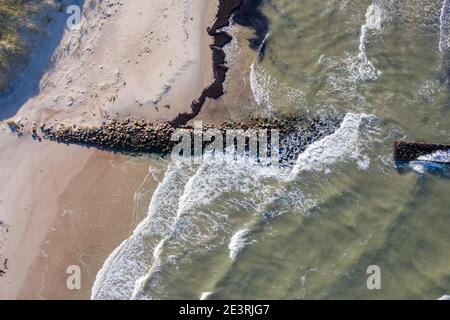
(0, 127), (161, 299)
(3, 0), (449, 302)
(0, 0), (222, 299)
(8, 0), (218, 128)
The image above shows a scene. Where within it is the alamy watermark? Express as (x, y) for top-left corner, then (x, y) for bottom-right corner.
(170, 121), (280, 166)
(66, 265), (81, 291)
(66, 5), (81, 30)
(366, 265), (381, 290)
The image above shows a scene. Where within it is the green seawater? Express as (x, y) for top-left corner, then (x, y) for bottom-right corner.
(93, 0), (450, 300)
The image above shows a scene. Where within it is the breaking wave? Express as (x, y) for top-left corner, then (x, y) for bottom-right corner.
(91, 111), (376, 300)
(290, 113), (373, 177)
(200, 292), (213, 300)
(250, 61), (275, 114)
(228, 228), (250, 261)
(418, 150), (450, 163)
(409, 150), (450, 175)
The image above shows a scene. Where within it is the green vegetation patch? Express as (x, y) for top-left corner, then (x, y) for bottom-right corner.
(0, 0), (31, 92)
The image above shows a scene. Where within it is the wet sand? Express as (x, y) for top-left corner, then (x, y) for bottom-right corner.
(0, 0), (219, 300)
(0, 126), (164, 299)
(18, 147), (162, 300)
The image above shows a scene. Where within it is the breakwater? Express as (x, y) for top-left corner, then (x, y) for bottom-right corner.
(394, 141), (450, 162)
(173, 0), (269, 125)
(38, 115), (342, 164)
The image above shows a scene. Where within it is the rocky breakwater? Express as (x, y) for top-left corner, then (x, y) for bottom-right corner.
(40, 120), (177, 154)
(37, 115), (343, 164)
(394, 141), (450, 162)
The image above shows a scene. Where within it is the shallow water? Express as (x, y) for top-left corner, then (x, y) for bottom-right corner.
(93, 0), (450, 299)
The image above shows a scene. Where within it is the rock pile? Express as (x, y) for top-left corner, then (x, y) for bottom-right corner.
(394, 141), (450, 161)
(38, 115), (343, 163)
(41, 119), (177, 154)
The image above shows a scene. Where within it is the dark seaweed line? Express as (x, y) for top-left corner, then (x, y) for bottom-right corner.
(171, 0), (269, 126)
(170, 0), (243, 126)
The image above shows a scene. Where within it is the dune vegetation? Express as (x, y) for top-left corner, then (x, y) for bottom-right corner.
(0, 0), (29, 92)
(0, 1), (26, 47)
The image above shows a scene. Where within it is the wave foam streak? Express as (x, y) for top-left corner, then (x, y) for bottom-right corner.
(228, 228), (250, 261)
(92, 112), (377, 299)
(357, 4), (382, 81)
(93, 155), (288, 299)
(91, 163), (193, 300)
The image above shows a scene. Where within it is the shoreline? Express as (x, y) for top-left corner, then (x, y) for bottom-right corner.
(0, 0), (272, 300)
(0, 0), (220, 300)
(18, 148), (162, 300)
(0, 127), (162, 300)
(172, 0), (270, 125)
(171, 0), (242, 125)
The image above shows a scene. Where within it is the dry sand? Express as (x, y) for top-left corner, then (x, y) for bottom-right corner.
(9, 0), (217, 128)
(0, 0), (220, 299)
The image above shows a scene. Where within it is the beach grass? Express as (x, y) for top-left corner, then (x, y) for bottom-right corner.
(0, 0), (27, 50)
(0, 0), (30, 91)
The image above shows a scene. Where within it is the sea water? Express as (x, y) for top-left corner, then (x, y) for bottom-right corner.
(93, 0), (450, 299)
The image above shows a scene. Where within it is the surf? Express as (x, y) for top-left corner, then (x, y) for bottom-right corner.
(357, 4), (382, 81)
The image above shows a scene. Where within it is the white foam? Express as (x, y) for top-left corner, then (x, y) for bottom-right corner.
(250, 61), (305, 115)
(250, 60), (275, 115)
(417, 150), (450, 163)
(365, 4), (382, 30)
(92, 113), (376, 299)
(357, 4), (382, 81)
(91, 163), (192, 300)
(409, 149), (450, 174)
(290, 113), (372, 177)
(228, 228), (250, 261)
(93, 152), (288, 299)
(250, 33), (275, 115)
(130, 238), (167, 300)
(200, 292), (213, 300)
(440, 0), (450, 52)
